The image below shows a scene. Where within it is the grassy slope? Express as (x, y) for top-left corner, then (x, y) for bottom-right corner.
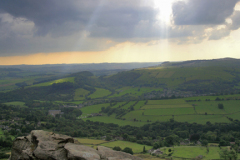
(0, 76), (40, 91)
(161, 146), (221, 159)
(3, 101), (27, 108)
(83, 116), (148, 127)
(106, 59), (240, 90)
(88, 88), (111, 99)
(30, 77), (75, 87)
(80, 103), (110, 117)
(0, 68), (57, 91)
(74, 88), (90, 100)
(134, 101), (146, 110)
(109, 87), (163, 98)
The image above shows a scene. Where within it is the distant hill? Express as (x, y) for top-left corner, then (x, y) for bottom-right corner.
(104, 58), (240, 93)
(1, 58), (240, 102)
(161, 58), (240, 68)
(0, 62), (162, 92)
(0, 62), (162, 74)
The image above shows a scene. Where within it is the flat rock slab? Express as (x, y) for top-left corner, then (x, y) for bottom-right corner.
(97, 146), (142, 160)
(65, 143), (101, 160)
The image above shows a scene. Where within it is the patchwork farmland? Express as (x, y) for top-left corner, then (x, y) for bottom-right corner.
(80, 96), (240, 126)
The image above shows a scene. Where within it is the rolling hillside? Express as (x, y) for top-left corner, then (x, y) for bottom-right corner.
(104, 58), (240, 93)
(1, 58), (240, 103)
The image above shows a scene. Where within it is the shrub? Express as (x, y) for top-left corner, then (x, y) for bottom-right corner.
(218, 103), (224, 109)
(113, 146), (121, 151)
(123, 147), (133, 155)
(153, 142), (159, 149)
(143, 146), (146, 153)
(0, 152), (9, 159)
(105, 135), (111, 141)
(201, 140), (208, 146)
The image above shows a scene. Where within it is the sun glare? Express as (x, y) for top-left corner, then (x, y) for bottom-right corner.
(153, 0), (175, 25)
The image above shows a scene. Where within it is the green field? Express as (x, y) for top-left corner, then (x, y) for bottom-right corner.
(191, 100), (240, 115)
(74, 88), (90, 100)
(184, 94), (240, 101)
(174, 115), (230, 124)
(88, 88), (111, 99)
(228, 112), (240, 120)
(30, 77), (75, 87)
(134, 101), (146, 110)
(3, 101), (27, 108)
(109, 87), (162, 98)
(142, 104), (192, 109)
(101, 141), (152, 153)
(160, 146), (223, 159)
(123, 110), (173, 122)
(80, 103), (110, 117)
(121, 101), (137, 109)
(147, 99), (186, 105)
(84, 116), (147, 127)
(62, 101), (83, 105)
(144, 108), (195, 116)
(195, 105), (226, 115)
(35, 100), (83, 105)
(78, 98), (240, 126)
(0, 75), (45, 91)
(159, 146), (240, 160)
(111, 102), (126, 108)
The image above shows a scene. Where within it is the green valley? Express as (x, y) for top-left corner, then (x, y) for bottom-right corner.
(1, 59), (240, 159)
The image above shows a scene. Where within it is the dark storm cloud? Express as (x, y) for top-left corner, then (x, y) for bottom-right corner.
(172, 0), (239, 25)
(0, 0), (152, 55)
(0, 0), (160, 56)
(0, 0), (98, 36)
(90, 4), (156, 39)
(0, 0), (240, 56)
(0, 0), (157, 38)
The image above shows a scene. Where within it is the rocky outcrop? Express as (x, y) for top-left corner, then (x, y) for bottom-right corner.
(9, 130), (142, 160)
(65, 143), (101, 160)
(97, 146), (141, 160)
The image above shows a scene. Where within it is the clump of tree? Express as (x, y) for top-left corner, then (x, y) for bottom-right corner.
(142, 146), (146, 153)
(0, 152), (9, 159)
(190, 133), (200, 143)
(105, 135), (111, 141)
(218, 103), (224, 109)
(113, 146), (121, 151)
(219, 148), (238, 160)
(122, 147), (133, 155)
(201, 140), (208, 147)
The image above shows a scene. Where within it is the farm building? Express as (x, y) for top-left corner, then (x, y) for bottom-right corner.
(48, 110), (64, 117)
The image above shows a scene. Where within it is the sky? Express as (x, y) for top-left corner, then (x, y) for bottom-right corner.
(0, 0), (240, 65)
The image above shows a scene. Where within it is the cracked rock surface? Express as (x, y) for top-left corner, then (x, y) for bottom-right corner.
(9, 130), (142, 160)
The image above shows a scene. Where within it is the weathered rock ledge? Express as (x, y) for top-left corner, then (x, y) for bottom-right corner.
(9, 130), (142, 160)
